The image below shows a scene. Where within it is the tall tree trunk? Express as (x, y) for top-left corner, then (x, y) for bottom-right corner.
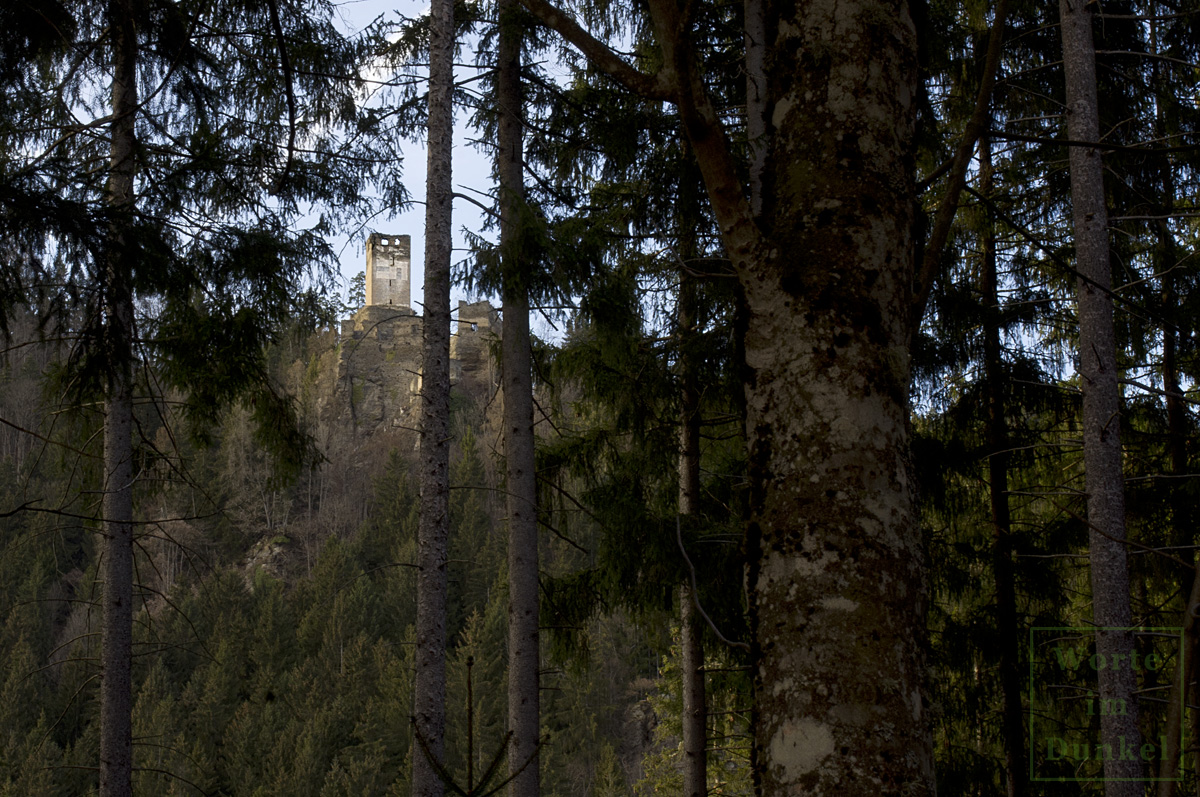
(1158, 567), (1200, 794)
(413, 0), (454, 792)
(497, 2), (540, 794)
(678, 270), (707, 797)
(980, 134), (1028, 797)
(99, 1), (137, 794)
(519, 0), (932, 790)
(730, 2), (930, 791)
(1157, 236), (1196, 795)
(651, 0), (929, 790)
(679, 591), (706, 795)
(1154, 43), (1192, 786)
(1059, 0), (1141, 790)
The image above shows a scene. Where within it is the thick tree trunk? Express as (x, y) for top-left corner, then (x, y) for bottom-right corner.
(412, 0), (454, 793)
(1059, 0), (1141, 790)
(677, 271), (707, 797)
(99, 2), (137, 794)
(497, 2), (540, 794)
(980, 135), (1028, 797)
(654, 0), (928, 792)
(735, 2), (929, 793)
(518, 0), (931, 791)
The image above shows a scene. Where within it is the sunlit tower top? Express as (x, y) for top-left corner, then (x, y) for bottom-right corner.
(365, 233), (411, 308)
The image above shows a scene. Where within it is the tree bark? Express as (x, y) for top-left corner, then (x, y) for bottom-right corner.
(679, 589), (706, 796)
(743, 0), (768, 219)
(99, 1), (137, 793)
(413, 0), (454, 793)
(497, 2), (540, 794)
(980, 134), (1028, 797)
(1059, 0), (1141, 790)
(678, 270), (707, 797)
(727, 1), (930, 791)
(680, 0), (924, 790)
(516, 1), (932, 791)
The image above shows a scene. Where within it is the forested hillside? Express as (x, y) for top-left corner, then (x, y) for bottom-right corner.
(0, 321), (677, 795)
(1, 0), (1198, 794)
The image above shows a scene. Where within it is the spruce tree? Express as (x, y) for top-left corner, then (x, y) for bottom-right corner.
(494, 0), (542, 793)
(413, 0), (455, 793)
(0, 0), (396, 791)
(1060, 0), (1141, 789)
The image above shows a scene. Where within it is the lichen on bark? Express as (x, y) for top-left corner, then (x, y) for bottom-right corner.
(744, 0), (932, 792)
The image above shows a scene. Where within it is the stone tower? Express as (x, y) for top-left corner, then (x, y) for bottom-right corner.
(330, 237), (499, 439)
(365, 233), (411, 308)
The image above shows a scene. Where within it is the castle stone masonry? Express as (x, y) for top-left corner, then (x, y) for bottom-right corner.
(325, 233), (500, 438)
(365, 232), (411, 308)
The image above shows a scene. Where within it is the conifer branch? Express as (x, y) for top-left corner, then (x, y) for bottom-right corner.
(912, 0), (1010, 335)
(264, 0), (298, 186)
(644, 0), (762, 270)
(127, 571), (218, 664)
(516, 0), (675, 100)
(452, 190), (501, 221)
(676, 516), (749, 651)
(1043, 495), (1191, 570)
(128, 765), (208, 795)
(0, 413), (100, 460)
(0, 498), (45, 518)
(991, 128), (1200, 154)
(36, 674), (103, 756)
(963, 184), (1171, 332)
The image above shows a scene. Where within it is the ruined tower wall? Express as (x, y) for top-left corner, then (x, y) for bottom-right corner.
(326, 301), (500, 438)
(316, 235), (500, 439)
(365, 233), (411, 308)
(450, 300), (501, 394)
(332, 305), (423, 435)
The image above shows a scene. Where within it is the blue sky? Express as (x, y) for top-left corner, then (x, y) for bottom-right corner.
(330, 0), (495, 314)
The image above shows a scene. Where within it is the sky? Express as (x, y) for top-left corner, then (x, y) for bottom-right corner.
(327, 0), (496, 315)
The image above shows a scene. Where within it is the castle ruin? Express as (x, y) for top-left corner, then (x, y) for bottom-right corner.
(323, 233), (500, 438)
(364, 233), (411, 308)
